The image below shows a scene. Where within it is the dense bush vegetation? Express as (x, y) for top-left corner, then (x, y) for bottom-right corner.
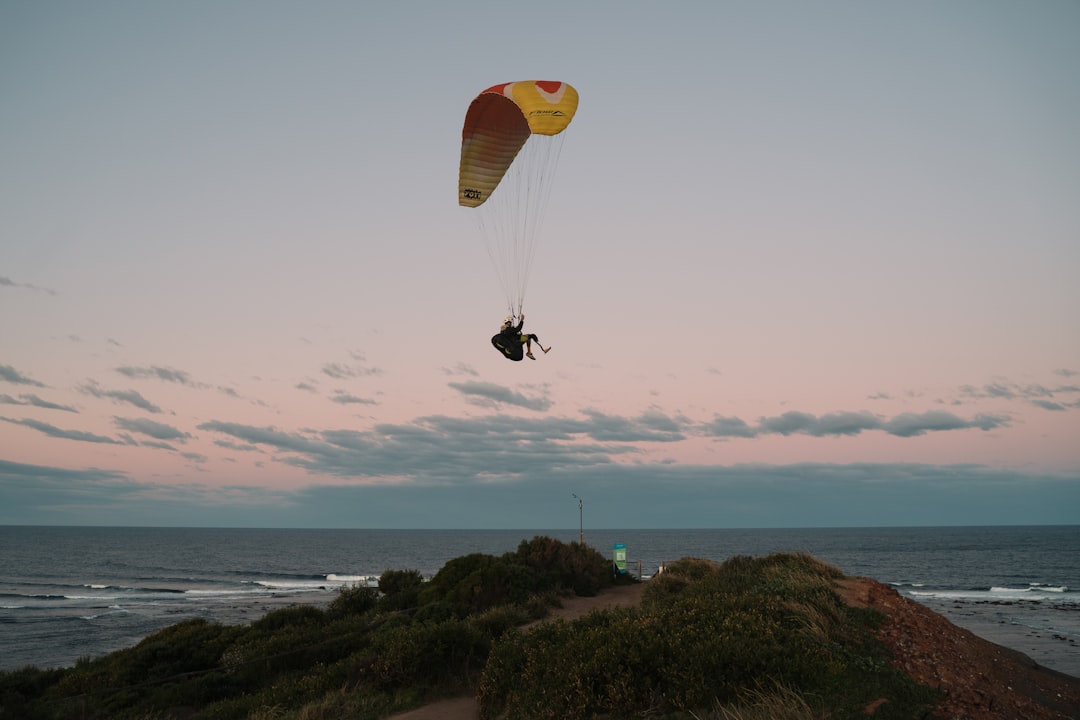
(0, 543), (937, 720)
(478, 552), (937, 720)
(0, 536), (613, 720)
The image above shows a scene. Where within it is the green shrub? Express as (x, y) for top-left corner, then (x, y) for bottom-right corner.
(522, 590), (561, 621)
(479, 552), (937, 720)
(251, 604), (324, 632)
(415, 538), (612, 618)
(418, 553), (497, 606)
(470, 603), (531, 638)
(0, 666), (66, 720)
(327, 583), (379, 617)
(369, 618), (489, 691)
(513, 536), (612, 596)
(643, 556), (720, 605)
(379, 568), (424, 596)
(419, 553), (538, 614)
(376, 569), (424, 612)
(411, 599), (465, 624)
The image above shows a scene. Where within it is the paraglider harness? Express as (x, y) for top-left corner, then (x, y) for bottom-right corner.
(492, 317), (529, 361)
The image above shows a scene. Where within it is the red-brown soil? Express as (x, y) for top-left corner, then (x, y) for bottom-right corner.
(838, 577), (1079, 719)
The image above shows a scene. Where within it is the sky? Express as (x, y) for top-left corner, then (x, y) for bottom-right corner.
(2, 1), (1078, 529)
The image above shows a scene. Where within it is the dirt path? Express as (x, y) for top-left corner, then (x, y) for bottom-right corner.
(386, 695), (478, 720)
(385, 583), (646, 720)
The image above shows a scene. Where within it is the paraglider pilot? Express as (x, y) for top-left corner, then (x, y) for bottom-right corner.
(492, 313), (550, 361)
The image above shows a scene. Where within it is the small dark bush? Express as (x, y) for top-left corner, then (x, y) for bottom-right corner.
(513, 536), (612, 596)
(328, 583), (379, 617)
(470, 604), (531, 638)
(251, 604), (324, 632)
(379, 568), (424, 596)
(378, 569), (424, 611)
(419, 553), (498, 606)
(369, 618), (489, 691)
(412, 600), (465, 624)
(419, 553), (537, 614)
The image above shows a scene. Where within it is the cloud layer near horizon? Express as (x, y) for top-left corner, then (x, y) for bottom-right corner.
(2, 355), (1078, 528)
(2, 455), (1075, 529)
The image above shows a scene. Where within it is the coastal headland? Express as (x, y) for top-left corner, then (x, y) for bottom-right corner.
(391, 577), (1079, 720)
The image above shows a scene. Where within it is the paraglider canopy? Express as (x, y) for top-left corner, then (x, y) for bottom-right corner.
(459, 81), (579, 208)
(458, 81), (579, 318)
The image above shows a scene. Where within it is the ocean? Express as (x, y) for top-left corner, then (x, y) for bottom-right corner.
(1, 525), (1077, 677)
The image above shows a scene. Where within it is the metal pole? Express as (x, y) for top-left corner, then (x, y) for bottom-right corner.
(572, 493), (583, 544)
